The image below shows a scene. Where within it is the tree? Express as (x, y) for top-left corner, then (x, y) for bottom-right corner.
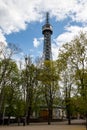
(21, 56), (38, 125)
(37, 60), (59, 124)
(56, 32), (87, 125)
(57, 45), (75, 124)
(0, 43), (21, 117)
(1, 59), (21, 125)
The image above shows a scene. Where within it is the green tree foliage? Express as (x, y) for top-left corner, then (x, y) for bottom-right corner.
(0, 43), (23, 125)
(57, 32), (87, 125)
(0, 32), (87, 126)
(37, 60), (59, 124)
(21, 56), (38, 125)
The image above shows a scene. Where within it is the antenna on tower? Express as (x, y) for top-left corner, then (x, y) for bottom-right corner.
(46, 12), (49, 24)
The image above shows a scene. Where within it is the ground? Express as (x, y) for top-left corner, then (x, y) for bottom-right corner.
(0, 119), (86, 130)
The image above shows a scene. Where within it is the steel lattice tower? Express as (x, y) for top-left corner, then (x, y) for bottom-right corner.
(42, 12), (53, 61)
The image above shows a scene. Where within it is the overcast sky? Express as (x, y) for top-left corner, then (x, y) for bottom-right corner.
(0, 0), (87, 61)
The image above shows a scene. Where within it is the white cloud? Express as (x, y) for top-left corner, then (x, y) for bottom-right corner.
(0, 30), (7, 45)
(0, 0), (87, 60)
(0, 0), (87, 36)
(71, 0), (87, 23)
(33, 38), (40, 48)
(52, 43), (59, 60)
(54, 25), (87, 47)
(0, 29), (7, 57)
(33, 37), (43, 48)
(52, 25), (87, 60)
(0, 0), (43, 35)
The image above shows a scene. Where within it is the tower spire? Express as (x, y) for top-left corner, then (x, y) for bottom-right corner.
(46, 12), (49, 24)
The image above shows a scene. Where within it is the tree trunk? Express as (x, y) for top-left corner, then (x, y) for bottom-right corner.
(17, 117), (20, 126)
(8, 116), (10, 125)
(67, 111), (71, 125)
(67, 105), (71, 125)
(85, 113), (87, 130)
(48, 108), (52, 125)
(27, 107), (31, 125)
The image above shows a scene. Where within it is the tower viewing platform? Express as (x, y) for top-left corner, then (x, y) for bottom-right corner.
(42, 24), (53, 34)
(42, 12), (53, 34)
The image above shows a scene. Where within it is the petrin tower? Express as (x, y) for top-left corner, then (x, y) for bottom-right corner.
(42, 12), (53, 60)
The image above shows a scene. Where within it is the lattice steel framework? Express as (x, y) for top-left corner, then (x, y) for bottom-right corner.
(42, 12), (53, 60)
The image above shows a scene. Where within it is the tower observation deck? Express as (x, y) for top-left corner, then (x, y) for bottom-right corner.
(42, 12), (53, 60)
